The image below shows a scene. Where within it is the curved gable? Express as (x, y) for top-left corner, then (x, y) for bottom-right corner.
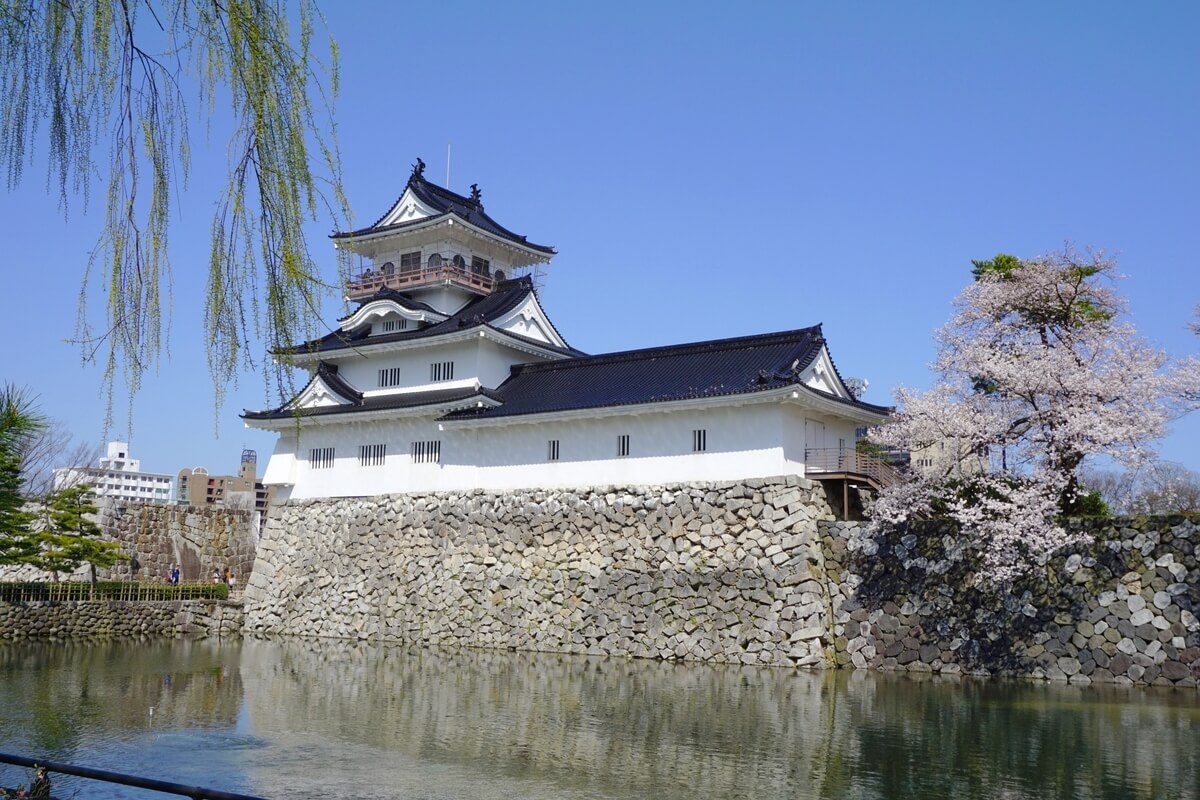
(286, 364), (362, 411)
(799, 345), (853, 400)
(373, 186), (443, 229)
(489, 290), (570, 349)
(339, 297), (448, 333)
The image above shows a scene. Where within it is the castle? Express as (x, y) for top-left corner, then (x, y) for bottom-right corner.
(244, 160), (889, 501)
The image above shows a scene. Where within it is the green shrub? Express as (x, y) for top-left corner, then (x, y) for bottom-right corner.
(0, 581), (230, 603)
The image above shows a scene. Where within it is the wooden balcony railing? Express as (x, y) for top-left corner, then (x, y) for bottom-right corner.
(346, 264), (495, 299)
(805, 447), (908, 491)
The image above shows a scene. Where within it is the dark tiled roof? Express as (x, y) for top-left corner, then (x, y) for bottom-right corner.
(248, 326), (890, 424)
(313, 362), (361, 402)
(283, 276), (582, 357)
(332, 169), (555, 255)
(441, 326), (892, 421)
(242, 383), (502, 422)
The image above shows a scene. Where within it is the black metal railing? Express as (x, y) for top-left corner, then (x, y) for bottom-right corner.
(0, 752), (267, 799)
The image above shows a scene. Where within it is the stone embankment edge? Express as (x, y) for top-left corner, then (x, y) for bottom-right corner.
(244, 478), (1198, 687)
(2, 477), (1196, 689)
(245, 477), (837, 668)
(0, 599), (243, 640)
(822, 517), (1199, 687)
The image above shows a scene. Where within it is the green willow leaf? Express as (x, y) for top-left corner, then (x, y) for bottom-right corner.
(0, 0), (347, 428)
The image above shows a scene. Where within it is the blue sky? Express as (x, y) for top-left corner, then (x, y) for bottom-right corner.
(2, 1), (1197, 477)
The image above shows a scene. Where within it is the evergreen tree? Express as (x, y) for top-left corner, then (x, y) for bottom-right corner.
(35, 484), (121, 582)
(0, 384), (44, 565)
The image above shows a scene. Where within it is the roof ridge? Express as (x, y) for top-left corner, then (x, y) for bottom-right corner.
(361, 164), (477, 231)
(511, 326), (823, 375)
(332, 165), (555, 254)
(413, 177), (475, 206)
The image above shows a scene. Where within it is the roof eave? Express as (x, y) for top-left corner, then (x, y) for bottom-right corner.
(281, 324), (573, 367)
(332, 212), (555, 258)
(439, 383), (887, 429)
(243, 395), (502, 430)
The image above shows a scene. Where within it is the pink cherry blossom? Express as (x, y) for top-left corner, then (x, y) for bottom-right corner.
(869, 247), (1200, 581)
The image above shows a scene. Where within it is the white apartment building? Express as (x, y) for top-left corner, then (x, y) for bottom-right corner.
(53, 441), (174, 503)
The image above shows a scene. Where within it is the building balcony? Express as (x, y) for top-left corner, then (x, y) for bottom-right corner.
(804, 447), (908, 492)
(346, 261), (496, 301)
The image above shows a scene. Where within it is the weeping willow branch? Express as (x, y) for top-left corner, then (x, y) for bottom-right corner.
(0, 0), (345, 429)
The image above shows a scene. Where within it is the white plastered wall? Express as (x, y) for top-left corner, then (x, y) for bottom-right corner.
(320, 336), (554, 400)
(267, 401), (811, 500)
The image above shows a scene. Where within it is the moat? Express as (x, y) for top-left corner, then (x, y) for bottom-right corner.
(1, 638), (1196, 799)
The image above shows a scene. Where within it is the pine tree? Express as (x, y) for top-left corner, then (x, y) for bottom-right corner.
(35, 484), (122, 582)
(0, 385), (43, 565)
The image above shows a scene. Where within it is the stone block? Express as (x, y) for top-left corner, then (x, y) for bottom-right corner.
(1130, 608), (1154, 627)
(1160, 661), (1192, 681)
(790, 626), (824, 642)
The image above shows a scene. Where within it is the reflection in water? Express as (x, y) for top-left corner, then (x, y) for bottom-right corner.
(0, 638), (1196, 799)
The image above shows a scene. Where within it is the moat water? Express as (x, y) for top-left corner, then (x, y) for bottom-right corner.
(0, 638), (1196, 799)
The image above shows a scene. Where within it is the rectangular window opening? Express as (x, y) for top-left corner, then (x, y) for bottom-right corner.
(378, 367), (402, 388)
(399, 251), (422, 272)
(310, 447), (335, 470)
(692, 429), (707, 453)
(380, 319), (408, 333)
(617, 434), (630, 458)
(430, 361), (455, 382)
(359, 444), (386, 467)
(411, 440), (442, 464)
(547, 439), (560, 461)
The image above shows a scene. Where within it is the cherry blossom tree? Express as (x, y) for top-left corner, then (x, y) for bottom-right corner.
(869, 247), (1200, 581)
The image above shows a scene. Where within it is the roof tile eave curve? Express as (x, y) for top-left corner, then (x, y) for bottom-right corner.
(277, 278), (541, 355)
(330, 176), (555, 254)
(244, 385), (500, 422)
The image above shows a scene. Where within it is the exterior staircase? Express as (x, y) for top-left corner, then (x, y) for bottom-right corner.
(804, 447), (909, 520)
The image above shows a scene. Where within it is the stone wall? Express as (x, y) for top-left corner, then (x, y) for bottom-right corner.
(823, 517), (1200, 687)
(244, 477), (838, 667)
(0, 599), (243, 640)
(245, 479), (1200, 687)
(100, 500), (258, 584)
(0, 501), (258, 585)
